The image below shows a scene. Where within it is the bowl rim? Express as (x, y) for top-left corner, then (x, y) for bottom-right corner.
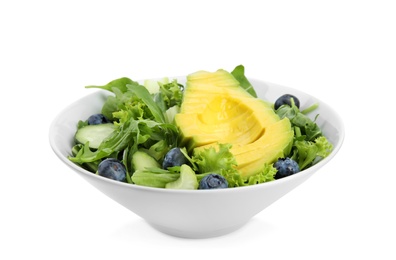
(49, 77), (345, 194)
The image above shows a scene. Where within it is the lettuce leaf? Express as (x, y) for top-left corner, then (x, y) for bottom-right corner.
(193, 143), (237, 174)
(158, 80), (184, 108)
(291, 136), (333, 170)
(216, 163), (276, 187)
(315, 136), (333, 158)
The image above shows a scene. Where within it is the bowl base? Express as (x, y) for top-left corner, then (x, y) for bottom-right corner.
(147, 221), (247, 239)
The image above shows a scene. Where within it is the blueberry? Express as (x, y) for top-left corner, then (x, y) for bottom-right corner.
(274, 158), (300, 179)
(87, 114), (110, 125)
(198, 174), (228, 189)
(162, 148), (189, 169)
(97, 158), (126, 182)
(274, 94), (300, 110)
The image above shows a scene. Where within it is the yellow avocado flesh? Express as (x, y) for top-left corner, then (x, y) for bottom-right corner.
(176, 95), (278, 149)
(180, 85), (253, 114)
(230, 118), (292, 155)
(186, 69), (242, 88)
(231, 118), (294, 177)
(175, 69), (294, 178)
(178, 112), (263, 148)
(193, 118), (293, 177)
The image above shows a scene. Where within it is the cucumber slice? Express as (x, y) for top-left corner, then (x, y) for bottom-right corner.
(165, 164), (198, 190)
(75, 124), (116, 149)
(132, 150), (161, 171)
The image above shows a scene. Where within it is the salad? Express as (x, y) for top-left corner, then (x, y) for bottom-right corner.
(68, 65), (333, 190)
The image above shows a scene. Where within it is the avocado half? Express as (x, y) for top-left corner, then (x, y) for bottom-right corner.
(175, 69), (293, 178)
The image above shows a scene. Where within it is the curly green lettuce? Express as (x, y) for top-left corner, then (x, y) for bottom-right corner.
(291, 136), (333, 170)
(192, 143), (276, 187)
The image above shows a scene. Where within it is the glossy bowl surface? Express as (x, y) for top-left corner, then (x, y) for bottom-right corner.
(49, 77), (344, 238)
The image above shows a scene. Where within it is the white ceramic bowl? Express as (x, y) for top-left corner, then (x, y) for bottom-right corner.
(49, 77), (344, 239)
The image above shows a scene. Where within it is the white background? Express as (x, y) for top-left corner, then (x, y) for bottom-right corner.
(1, 0), (395, 259)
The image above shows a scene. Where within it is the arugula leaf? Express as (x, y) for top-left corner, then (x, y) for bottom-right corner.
(71, 144), (101, 173)
(301, 103), (319, 114)
(85, 77), (134, 93)
(68, 116), (178, 163)
(231, 65), (257, 97)
(69, 142), (114, 163)
(276, 101), (322, 142)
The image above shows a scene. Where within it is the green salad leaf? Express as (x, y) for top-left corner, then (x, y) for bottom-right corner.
(291, 136), (333, 170)
(85, 77), (134, 93)
(231, 65), (257, 98)
(126, 83), (166, 123)
(68, 77), (183, 181)
(276, 99), (333, 170)
(245, 164), (277, 185)
(216, 163), (277, 187)
(276, 100), (322, 142)
(193, 143), (237, 175)
(158, 80), (184, 108)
